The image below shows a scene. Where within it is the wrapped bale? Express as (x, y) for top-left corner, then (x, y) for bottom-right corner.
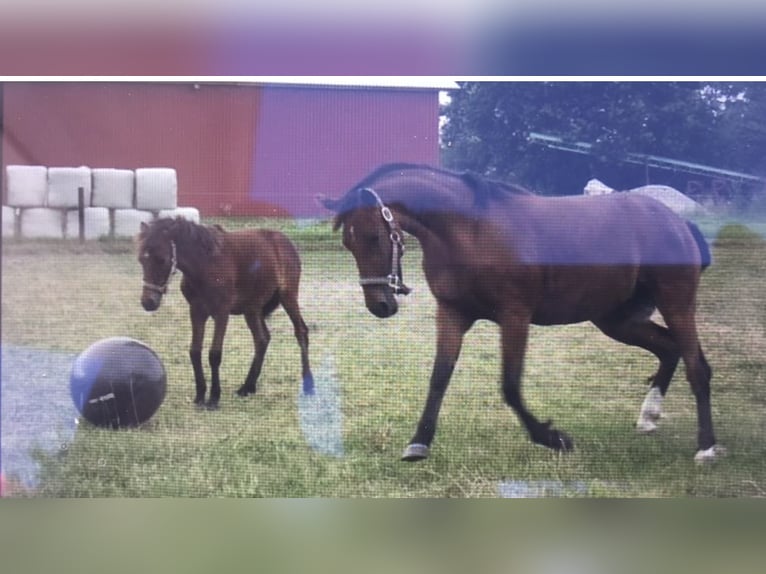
(20, 208), (64, 239)
(92, 169), (135, 209)
(48, 166), (92, 208)
(2, 205), (17, 238)
(6, 165), (48, 207)
(66, 207), (111, 240)
(135, 168), (177, 210)
(158, 207), (200, 224)
(114, 209), (154, 238)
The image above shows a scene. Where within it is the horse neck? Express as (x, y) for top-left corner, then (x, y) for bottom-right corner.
(389, 205), (445, 254)
(168, 226), (212, 278)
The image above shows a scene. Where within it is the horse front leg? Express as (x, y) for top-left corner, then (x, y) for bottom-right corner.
(207, 313), (230, 410)
(500, 314), (574, 451)
(189, 304), (208, 406)
(402, 304), (472, 461)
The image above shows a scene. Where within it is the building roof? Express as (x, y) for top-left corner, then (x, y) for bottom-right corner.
(528, 131), (765, 184)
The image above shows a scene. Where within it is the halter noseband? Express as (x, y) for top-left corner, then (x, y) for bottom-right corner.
(142, 241), (178, 295)
(356, 187), (411, 295)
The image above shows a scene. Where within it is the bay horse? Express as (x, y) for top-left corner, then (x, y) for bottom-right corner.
(137, 217), (314, 408)
(321, 163), (724, 464)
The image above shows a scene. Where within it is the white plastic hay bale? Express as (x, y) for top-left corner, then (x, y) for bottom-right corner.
(92, 169), (135, 209)
(6, 165), (48, 207)
(114, 209), (154, 238)
(628, 184), (706, 216)
(3, 205), (17, 238)
(584, 178), (615, 196)
(65, 207), (111, 240)
(20, 208), (64, 239)
(47, 167), (92, 208)
(135, 168), (177, 210)
(158, 207), (200, 224)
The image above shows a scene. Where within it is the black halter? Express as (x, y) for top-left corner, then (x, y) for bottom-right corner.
(357, 187), (411, 295)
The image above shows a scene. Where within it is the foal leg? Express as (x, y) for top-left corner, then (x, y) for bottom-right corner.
(281, 294), (315, 395)
(206, 313), (230, 409)
(500, 316), (573, 451)
(402, 304), (472, 461)
(592, 314), (680, 433)
(237, 310), (270, 397)
(189, 304), (209, 406)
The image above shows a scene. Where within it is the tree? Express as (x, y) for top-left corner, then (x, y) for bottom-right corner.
(441, 81), (758, 196)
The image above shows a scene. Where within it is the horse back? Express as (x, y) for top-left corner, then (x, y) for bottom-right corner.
(502, 192), (707, 268)
(226, 228), (302, 290)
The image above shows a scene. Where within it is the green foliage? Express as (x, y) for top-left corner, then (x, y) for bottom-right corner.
(441, 81), (766, 197)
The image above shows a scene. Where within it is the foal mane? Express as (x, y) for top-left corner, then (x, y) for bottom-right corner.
(139, 217), (223, 259)
(331, 163), (531, 227)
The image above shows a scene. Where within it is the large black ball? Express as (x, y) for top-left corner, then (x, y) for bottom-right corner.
(70, 337), (167, 428)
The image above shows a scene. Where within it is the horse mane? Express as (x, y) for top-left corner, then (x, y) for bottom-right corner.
(332, 163), (531, 223)
(139, 217), (223, 258)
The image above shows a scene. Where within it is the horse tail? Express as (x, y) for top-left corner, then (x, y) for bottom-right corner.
(687, 221), (711, 270)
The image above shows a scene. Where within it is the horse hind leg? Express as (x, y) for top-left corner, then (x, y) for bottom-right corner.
(657, 294), (724, 463)
(592, 310), (680, 433)
(280, 290), (315, 395)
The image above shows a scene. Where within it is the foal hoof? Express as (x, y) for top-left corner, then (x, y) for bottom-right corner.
(549, 429), (574, 452)
(205, 400), (220, 411)
(694, 444), (727, 465)
(401, 443), (430, 461)
(236, 386), (255, 397)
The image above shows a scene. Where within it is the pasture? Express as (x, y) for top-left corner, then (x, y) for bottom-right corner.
(2, 217), (766, 497)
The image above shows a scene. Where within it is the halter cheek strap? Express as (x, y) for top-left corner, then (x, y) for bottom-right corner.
(357, 188), (411, 295)
(143, 241), (178, 295)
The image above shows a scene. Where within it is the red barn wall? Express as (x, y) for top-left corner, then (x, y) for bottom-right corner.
(2, 82), (258, 215)
(250, 85), (441, 217)
(1, 82), (441, 217)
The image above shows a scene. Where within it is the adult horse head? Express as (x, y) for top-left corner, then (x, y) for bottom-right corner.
(323, 163), (724, 465)
(323, 186), (411, 318)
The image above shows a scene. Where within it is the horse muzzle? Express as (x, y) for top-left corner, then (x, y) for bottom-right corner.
(364, 287), (398, 318)
(141, 288), (163, 312)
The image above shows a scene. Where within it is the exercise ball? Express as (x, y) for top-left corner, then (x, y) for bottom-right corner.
(70, 337), (166, 428)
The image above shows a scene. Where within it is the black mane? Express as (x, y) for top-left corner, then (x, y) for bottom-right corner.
(345, 162), (531, 210)
(139, 217), (222, 256)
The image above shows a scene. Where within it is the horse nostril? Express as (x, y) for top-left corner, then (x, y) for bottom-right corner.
(371, 301), (390, 318)
(142, 297), (159, 312)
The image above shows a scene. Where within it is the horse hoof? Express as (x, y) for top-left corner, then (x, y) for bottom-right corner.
(236, 387), (255, 397)
(694, 444), (727, 465)
(552, 430), (574, 451)
(302, 375), (315, 396)
(205, 401), (220, 411)
(635, 419), (658, 434)
(401, 443), (430, 461)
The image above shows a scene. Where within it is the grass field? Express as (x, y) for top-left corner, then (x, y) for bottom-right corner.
(2, 216), (766, 497)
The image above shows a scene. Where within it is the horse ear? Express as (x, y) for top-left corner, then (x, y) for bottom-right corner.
(140, 221), (148, 232)
(317, 194), (340, 212)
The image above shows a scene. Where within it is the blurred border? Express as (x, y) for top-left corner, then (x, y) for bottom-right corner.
(1, 2), (766, 74)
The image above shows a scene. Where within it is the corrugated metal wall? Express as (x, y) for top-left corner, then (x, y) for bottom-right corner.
(1, 82), (440, 217)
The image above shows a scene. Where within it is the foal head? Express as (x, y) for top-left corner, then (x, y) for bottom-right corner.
(322, 188), (410, 319)
(136, 219), (178, 312)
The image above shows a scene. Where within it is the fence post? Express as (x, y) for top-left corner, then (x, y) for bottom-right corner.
(78, 186), (85, 243)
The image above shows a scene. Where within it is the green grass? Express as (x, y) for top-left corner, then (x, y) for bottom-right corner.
(2, 218), (766, 497)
